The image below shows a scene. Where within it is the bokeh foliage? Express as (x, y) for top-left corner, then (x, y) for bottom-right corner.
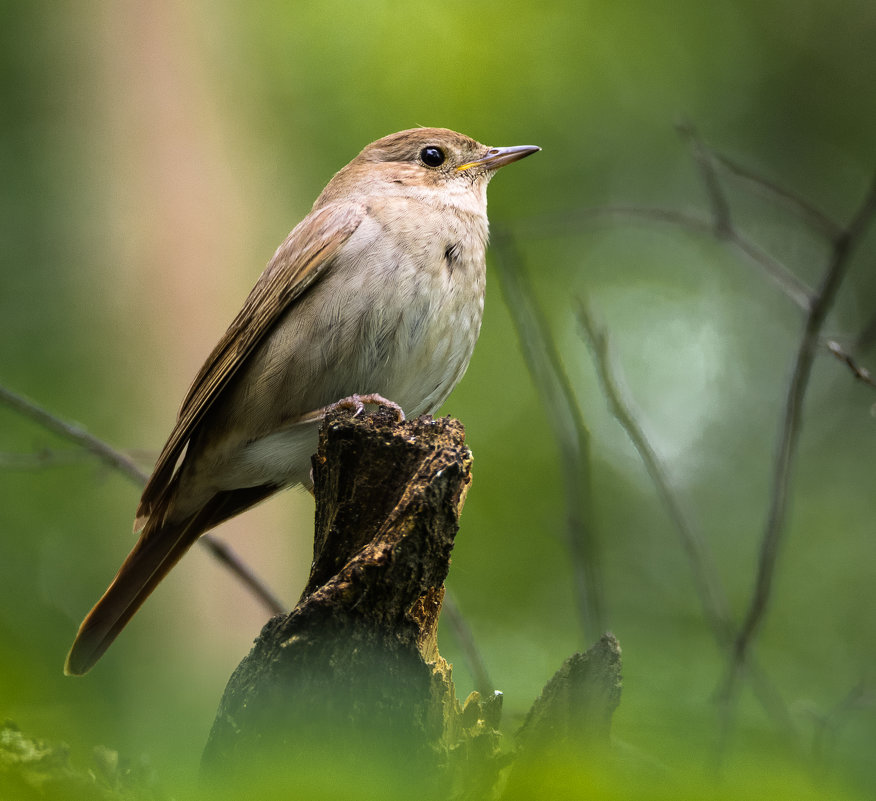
(2, 0), (875, 798)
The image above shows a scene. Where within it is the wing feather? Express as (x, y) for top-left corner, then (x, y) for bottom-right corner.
(136, 202), (364, 523)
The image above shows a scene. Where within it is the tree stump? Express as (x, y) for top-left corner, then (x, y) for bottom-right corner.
(201, 407), (625, 799)
(202, 407), (473, 798)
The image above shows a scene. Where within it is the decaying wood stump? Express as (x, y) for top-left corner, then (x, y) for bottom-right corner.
(202, 407), (474, 796)
(201, 406), (624, 799)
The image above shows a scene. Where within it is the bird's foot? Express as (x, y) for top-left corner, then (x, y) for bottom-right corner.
(327, 393), (406, 422)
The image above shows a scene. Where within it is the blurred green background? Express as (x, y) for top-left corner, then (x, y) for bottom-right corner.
(2, 0), (875, 798)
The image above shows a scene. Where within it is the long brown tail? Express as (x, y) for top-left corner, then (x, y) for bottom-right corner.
(64, 510), (209, 676)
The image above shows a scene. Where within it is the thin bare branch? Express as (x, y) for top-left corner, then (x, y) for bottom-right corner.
(576, 300), (797, 740)
(723, 172), (876, 698)
(197, 536), (286, 616)
(723, 226), (814, 311)
(576, 301), (730, 636)
(824, 339), (876, 390)
(516, 206), (814, 311)
(676, 121), (733, 236)
(0, 448), (97, 470)
(681, 123), (817, 311)
(492, 228), (604, 641)
(811, 679), (874, 773)
(0, 384), (149, 484)
(711, 151), (844, 240)
(0, 383), (287, 616)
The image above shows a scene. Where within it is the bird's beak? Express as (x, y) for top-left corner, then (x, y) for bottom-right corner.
(457, 144), (541, 172)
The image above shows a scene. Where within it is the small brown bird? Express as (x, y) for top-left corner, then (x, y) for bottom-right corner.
(65, 127), (539, 675)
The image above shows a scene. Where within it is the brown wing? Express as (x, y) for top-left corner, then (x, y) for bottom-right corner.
(135, 201), (365, 525)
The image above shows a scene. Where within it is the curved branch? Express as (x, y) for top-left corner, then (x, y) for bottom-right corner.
(722, 173), (876, 697)
(492, 229), (603, 642)
(0, 383), (286, 616)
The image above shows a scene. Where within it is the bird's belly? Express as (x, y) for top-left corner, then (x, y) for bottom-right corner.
(380, 292), (482, 417)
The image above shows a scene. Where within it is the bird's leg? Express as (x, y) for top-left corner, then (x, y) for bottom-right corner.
(329, 393), (406, 421)
(295, 393), (406, 425)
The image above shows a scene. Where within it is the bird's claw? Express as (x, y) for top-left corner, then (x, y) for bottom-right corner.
(328, 393), (405, 422)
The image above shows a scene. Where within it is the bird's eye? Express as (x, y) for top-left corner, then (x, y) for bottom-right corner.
(420, 146), (446, 167)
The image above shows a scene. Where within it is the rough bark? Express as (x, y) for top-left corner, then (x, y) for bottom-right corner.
(501, 635), (624, 799)
(516, 633), (622, 752)
(202, 407), (474, 796)
(200, 407), (625, 798)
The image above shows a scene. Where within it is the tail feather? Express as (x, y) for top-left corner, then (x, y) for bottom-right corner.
(64, 511), (209, 676)
(65, 485), (280, 676)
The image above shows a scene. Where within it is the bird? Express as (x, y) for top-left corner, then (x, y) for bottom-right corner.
(65, 127), (540, 675)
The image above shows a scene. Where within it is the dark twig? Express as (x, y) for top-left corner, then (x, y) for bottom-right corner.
(725, 228), (814, 312)
(576, 301), (730, 637)
(0, 448), (98, 470)
(198, 537), (286, 616)
(0, 383), (287, 616)
(676, 122), (733, 236)
(824, 339), (876, 390)
(492, 228), (604, 642)
(811, 679), (874, 774)
(681, 123), (817, 312)
(0, 384), (149, 484)
(723, 174), (876, 699)
(710, 150), (844, 240)
(516, 206), (814, 312)
(576, 301), (797, 739)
